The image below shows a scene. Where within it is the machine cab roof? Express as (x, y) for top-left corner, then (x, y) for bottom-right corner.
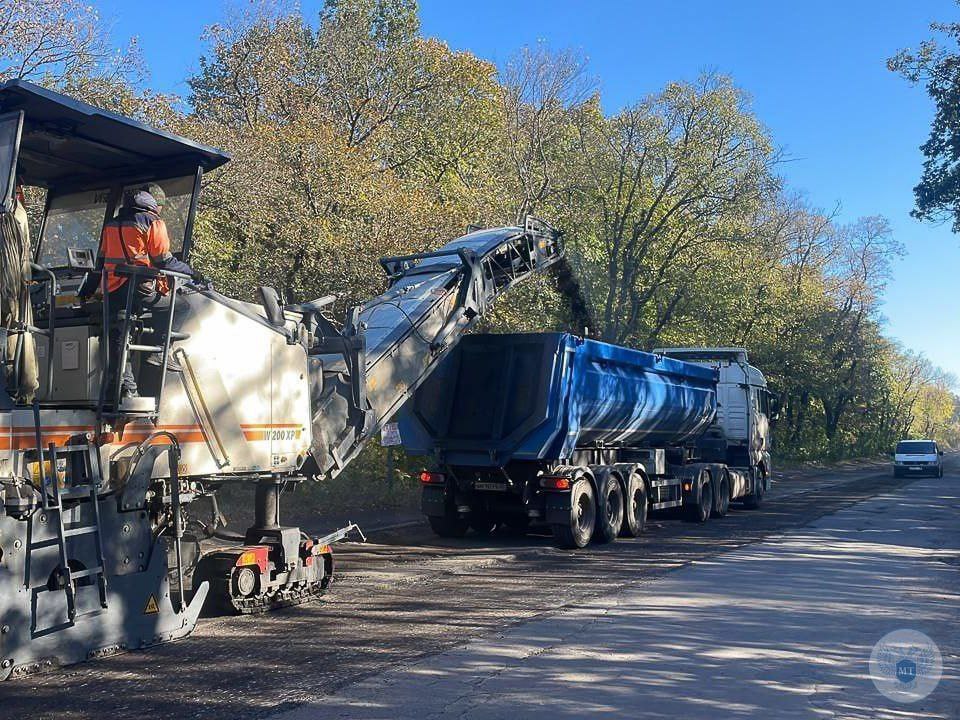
(0, 79), (229, 269)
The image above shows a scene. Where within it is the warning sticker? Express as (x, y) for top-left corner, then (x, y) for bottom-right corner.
(143, 594), (159, 615)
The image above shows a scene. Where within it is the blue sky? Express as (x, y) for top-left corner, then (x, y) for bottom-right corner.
(97, 0), (960, 379)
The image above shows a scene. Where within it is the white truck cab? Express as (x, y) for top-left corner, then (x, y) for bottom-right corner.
(655, 347), (773, 478)
(893, 439), (944, 478)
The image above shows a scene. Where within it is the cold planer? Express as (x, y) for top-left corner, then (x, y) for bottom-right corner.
(0, 80), (563, 676)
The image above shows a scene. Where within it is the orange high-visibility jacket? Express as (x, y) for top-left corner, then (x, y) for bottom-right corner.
(99, 210), (172, 294)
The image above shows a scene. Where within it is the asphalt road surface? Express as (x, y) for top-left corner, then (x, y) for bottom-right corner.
(1, 459), (955, 719)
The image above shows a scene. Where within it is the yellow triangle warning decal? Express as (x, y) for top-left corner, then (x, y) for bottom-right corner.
(143, 594), (159, 615)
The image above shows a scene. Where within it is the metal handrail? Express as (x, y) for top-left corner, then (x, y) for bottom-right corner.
(98, 264), (190, 419)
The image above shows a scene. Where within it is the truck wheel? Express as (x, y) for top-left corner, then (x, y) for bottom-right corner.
(428, 515), (469, 538)
(742, 469), (765, 509)
(684, 473), (712, 523)
(713, 472), (730, 518)
(552, 477), (595, 549)
(620, 472), (647, 537)
(593, 472), (624, 544)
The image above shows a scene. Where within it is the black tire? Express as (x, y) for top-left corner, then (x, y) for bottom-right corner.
(552, 477), (595, 549)
(620, 472), (647, 537)
(742, 467), (766, 509)
(713, 472), (730, 518)
(593, 471), (624, 544)
(684, 472), (713, 523)
(469, 514), (498, 536)
(428, 515), (469, 538)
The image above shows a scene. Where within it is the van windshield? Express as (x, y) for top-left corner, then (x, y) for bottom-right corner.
(896, 441), (936, 454)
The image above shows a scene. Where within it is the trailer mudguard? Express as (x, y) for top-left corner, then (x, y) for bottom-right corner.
(420, 484), (448, 518)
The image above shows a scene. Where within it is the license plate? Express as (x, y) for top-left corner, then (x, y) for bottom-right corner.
(908, 467), (922, 471)
(474, 481), (507, 492)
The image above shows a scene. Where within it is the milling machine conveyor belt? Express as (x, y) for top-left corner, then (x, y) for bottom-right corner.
(308, 217), (564, 478)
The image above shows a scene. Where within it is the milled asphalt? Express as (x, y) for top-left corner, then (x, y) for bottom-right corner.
(1, 460), (954, 719)
(275, 474), (960, 720)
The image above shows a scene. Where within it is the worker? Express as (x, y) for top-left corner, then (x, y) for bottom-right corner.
(0, 182), (39, 403)
(79, 184), (199, 401)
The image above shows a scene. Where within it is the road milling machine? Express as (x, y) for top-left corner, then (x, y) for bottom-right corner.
(0, 80), (563, 678)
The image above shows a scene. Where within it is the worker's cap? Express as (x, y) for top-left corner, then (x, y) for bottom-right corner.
(125, 183), (166, 213)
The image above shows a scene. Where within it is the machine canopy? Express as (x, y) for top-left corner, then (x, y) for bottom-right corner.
(0, 79), (229, 191)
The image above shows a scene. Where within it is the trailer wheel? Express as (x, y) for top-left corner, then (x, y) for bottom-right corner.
(428, 515), (469, 538)
(742, 467), (766, 509)
(620, 472), (647, 537)
(684, 472), (712, 523)
(593, 472), (624, 544)
(552, 477), (595, 549)
(713, 472), (730, 518)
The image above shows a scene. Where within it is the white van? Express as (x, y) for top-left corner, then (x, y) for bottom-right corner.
(893, 439), (944, 478)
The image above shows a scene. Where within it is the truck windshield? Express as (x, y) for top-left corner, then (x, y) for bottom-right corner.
(896, 441), (936, 454)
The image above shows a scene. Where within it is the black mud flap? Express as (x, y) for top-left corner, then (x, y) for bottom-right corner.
(421, 485), (448, 517)
(544, 491), (572, 525)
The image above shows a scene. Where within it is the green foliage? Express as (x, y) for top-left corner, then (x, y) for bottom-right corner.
(889, 8), (960, 231)
(4, 0), (958, 473)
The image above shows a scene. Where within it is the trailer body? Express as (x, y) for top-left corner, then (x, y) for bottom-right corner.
(399, 333), (773, 546)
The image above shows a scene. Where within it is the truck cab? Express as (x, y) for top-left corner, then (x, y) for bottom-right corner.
(654, 347), (772, 481)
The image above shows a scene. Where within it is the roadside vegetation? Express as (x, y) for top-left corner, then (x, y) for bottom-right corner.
(2, 0), (958, 468)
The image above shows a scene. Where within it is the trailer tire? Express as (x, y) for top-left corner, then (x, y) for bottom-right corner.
(593, 471), (624, 544)
(552, 477), (595, 549)
(428, 515), (469, 538)
(742, 467), (766, 509)
(713, 471), (730, 518)
(620, 472), (647, 537)
(684, 471), (712, 523)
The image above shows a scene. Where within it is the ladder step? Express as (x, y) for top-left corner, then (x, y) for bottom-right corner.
(73, 608), (107, 620)
(63, 526), (99, 538)
(129, 344), (163, 353)
(69, 566), (103, 580)
(30, 537), (59, 550)
(60, 485), (98, 500)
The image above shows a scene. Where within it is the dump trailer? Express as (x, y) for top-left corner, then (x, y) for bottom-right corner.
(399, 333), (773, 547)
(0, 80), (562, 677)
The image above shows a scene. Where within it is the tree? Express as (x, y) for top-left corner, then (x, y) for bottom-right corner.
(0, 0), (145, 112)
(567, 74), (777, 346)
(889, 9), (960, 231)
